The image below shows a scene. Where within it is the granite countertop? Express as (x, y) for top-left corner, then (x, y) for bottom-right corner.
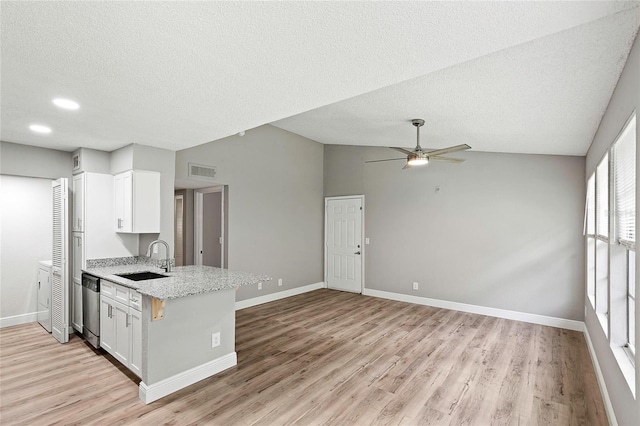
(83, 262), (271, 300)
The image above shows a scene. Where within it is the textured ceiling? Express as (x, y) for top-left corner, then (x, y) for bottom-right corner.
(273, 7), (640, 156)
(1, 2), (639, 154)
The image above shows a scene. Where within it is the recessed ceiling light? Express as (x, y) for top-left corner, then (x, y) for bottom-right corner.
(29, 124), (52, 134)
(52, 98), (80, 110)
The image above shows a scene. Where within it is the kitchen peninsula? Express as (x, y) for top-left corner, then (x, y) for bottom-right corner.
(84, 257), (270, 404)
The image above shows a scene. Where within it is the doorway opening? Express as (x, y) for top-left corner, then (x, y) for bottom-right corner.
(194, 186), (227, 268)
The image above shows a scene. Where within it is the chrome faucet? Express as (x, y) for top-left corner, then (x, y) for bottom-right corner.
(146, 239), (172, 272)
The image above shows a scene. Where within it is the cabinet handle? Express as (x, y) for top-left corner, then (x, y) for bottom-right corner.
(126, 313), (130, 328)
(108, 304), (113, 318)
(38, 281), (41, 289)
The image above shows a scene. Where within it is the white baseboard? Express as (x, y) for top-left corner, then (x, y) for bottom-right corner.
(235, 282), (325, 311)
(583, 324), (618, 426)
(362, 288), (583, 331)
(139, 352), (237, 404)
(0, 312), (38, 329)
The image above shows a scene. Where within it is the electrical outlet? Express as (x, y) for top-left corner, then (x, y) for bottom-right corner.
(211, 332), (220, 348)
(153, 245), (159, 254)
(278, 278), (283, 286)
(365, 238), (370, 245)
(412, 282), (419, 291)
(258, 282), (262, 290)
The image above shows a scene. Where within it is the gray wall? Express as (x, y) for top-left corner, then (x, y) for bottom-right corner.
(0, 143), (71, 323)
(73, 147), (110, 174)
(142, 288), (236, 384)
(133, 144), (176, 256)
(176, 125), (324, 301)
(325, 145), (586, 321)
(110, 144), (176, 259)
(584, 33), (639, 425)
(1, 141), (72, 179)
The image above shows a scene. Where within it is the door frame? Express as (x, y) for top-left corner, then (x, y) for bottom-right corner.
(324, 195), (365, 293)
(174, 193), (184, 267)
(194, 185), (225, 268)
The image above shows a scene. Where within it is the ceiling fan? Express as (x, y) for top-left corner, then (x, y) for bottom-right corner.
(366, 119), (471, 169)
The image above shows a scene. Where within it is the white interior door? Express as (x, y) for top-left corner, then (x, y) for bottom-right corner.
(51, 178), (69, 343)
(326, 196), (363, 293)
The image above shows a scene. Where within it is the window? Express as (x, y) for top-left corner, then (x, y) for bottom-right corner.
(628, 252), (635, 356)
(586, 174), (596, 305)
(596, 153), (609, 240)
(595, 154), (609, 327)
(586, 112), (636, 392)
(613, 114), (636, 357)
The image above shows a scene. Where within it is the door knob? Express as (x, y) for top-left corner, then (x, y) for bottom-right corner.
(354, 251), (361, 255)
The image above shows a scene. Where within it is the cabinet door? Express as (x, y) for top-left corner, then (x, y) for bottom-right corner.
(71, 233), (84, 332)
(72, 174), (85, 232)
(114, 172), (132, 232)
(72, 282), (83, 332)
(113, 300), (130, 366)
(99, 296), (115, 355)
(72, 233), (84, 282)
(129, 307), (142, 377)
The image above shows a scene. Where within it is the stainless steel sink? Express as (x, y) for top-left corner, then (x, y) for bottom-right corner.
(116, 271), (169, 281)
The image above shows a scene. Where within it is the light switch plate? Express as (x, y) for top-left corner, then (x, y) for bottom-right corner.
(365, 238), (370, 244)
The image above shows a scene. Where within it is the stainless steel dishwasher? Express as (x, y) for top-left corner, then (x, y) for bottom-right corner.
(82, 273), (100, 348)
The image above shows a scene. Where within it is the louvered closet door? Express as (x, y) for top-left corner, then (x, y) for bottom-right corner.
(51, 178), (70, 344)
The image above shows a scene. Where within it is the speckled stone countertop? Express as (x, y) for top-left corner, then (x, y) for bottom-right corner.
(83, 262), (271, 300)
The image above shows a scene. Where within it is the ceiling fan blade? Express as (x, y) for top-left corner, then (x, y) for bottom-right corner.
(428, 156), (465, 163)
(365, 158), (406, 163)
(425, 144), (471, 157)
(390, 147), (415, 156)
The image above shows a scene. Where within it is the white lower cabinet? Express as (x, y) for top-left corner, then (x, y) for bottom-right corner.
(100, 296), (115, 353)
(100, 280), (142, 378)
(113, 300), (130, 366)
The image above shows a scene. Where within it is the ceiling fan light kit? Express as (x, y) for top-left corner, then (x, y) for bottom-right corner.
(407, 156), (428, 166)
(366, 118), (471, 169)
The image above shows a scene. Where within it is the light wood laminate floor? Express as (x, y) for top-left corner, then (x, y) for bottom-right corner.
(0, 289), (607, 425)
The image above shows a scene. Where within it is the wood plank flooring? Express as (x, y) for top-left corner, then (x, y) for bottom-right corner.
(0, 289), (607, 425)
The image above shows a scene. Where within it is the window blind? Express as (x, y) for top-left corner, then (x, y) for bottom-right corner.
(596, 154), (609, 239)
(586, 174), (595, 235)
(614, 115), (636, 248)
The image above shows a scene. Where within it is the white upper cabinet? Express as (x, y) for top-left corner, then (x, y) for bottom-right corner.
(72, 173), (85, 232)
(114, 170), (160, 233)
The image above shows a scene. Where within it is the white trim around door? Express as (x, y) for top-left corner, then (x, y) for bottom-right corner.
(324, 195), (365, 293)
